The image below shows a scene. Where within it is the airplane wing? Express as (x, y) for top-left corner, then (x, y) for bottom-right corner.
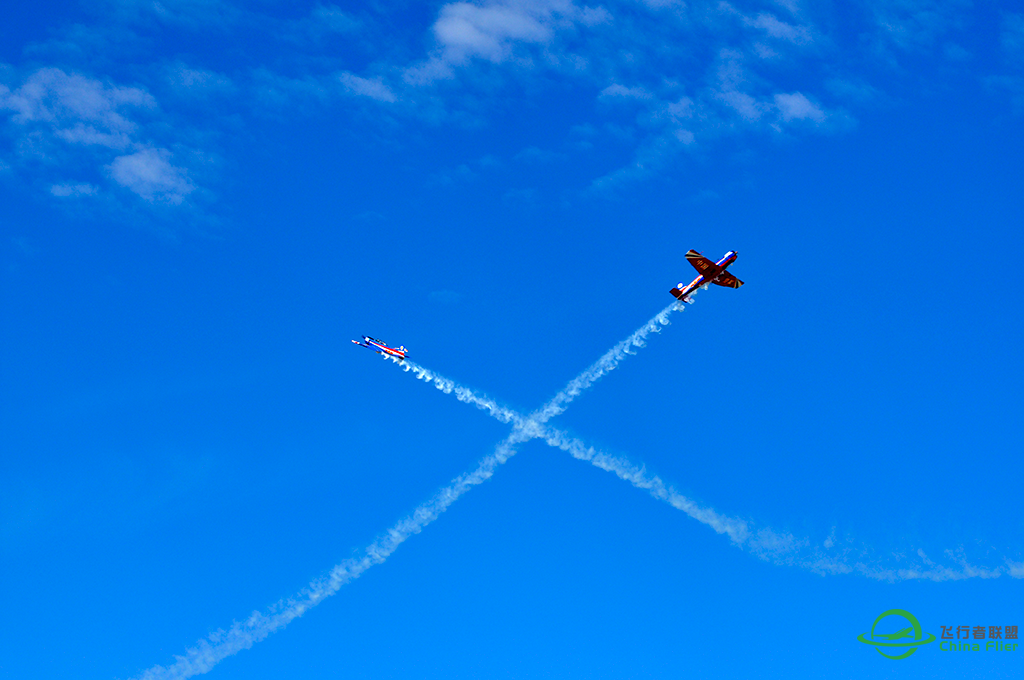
(712, 272), (744, 288)
(686, 249), (718, 275)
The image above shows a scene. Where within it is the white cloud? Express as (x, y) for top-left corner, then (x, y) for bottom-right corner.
(166, 64), (235, 98)
(600, 83), (653, 100)
(0, 68), (153, 141)
(674, 128), (694, 144)
(311, 4), (360, 34)
(1002, 13), (1024, 65)
(109, 0), (245, 31)
(718, 89), (764, 121)
(752, 42), (779, 60)
(0, 67), (209, 211)
(870, 0), (971, 56)
(637, 0), (682, 8)
(405, 0), (587, 83)
(338, 72), (396, 102)
(282, 4), (362, 45)
(435, 1), (555, 64)
(771, 0), (800, 15)
(774, 91), (825, 122)
(746, 12), (812, 45)
(392, 0), (854, 166)
(107, 148), (194, 203)
(53, 123), (132, 149)
(50, 182), (98, 197)
(664, 96), (693, 120)
(578, 5), (611, 26)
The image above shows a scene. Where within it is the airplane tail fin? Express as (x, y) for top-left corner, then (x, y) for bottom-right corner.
(669, 287), (694, 303)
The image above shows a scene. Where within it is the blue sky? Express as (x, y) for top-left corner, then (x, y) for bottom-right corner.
(2, 0), (1023, 678)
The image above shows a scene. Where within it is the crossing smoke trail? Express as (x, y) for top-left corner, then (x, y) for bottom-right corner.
(135, 306), (681, 679)
(137, 296), (1018, 679)
(388, 301), (679, 429)
(383, 311), (1024, 583)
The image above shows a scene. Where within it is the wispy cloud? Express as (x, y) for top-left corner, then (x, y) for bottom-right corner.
(103, 0), (248, 32)
(985, 13), (1024, 113)
(405, 0), (569, 82)
(50, 182), (98, 197)
(1, 67), (152, 148)
(868, 0), (971, 56)
(294, 4), (362, 39)
(107, 147), (194, 203)
(164, 63), (236, 99)
(338, 72), (397, 102)
(600, 83), (654, 100)
(4, 0), (995, 216)
(434, 1), (556, 62)
(774, 91), (825, 122)
(743, 12), (812, 45)
(4, 0), (1004, 223)
(0, 67), (198, 207)
(1003, 13), (1024, 64)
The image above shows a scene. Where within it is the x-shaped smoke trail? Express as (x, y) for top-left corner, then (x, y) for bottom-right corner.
(137, 298), (1022, 680)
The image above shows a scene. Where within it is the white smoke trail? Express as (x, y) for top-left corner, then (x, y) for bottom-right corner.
(387, 331), (1024, 583)
(532, 302), (677, 423)
(541, 427), (751, 544)
(134, 439), (519, 680)
(539, 428), (1024, 581)
(138, 297), (1017, 678)
(384, 355), (523, 426)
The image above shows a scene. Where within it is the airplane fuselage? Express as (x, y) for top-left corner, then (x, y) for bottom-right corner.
(671, 250), (738, 302)
(352, 335), (408, 360)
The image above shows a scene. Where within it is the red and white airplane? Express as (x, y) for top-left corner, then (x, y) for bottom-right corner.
(351, 335), (408, 361)
(670, 250), (744, 303)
